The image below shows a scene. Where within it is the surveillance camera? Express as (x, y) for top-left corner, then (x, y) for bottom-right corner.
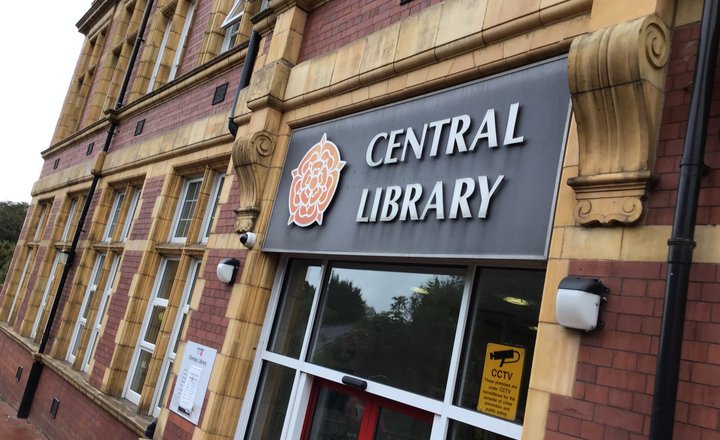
(239, 232), (256, 248)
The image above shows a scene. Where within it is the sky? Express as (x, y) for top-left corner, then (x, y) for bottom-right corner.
(0, 2), (90, 203)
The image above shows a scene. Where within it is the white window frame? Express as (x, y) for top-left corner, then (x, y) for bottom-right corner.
(82, 253), (121, 372)
(67, 254), (106, 363)
(200, 174), (224, 243)
(169, 177), (203, 243)
(234, 258), (528, 440)
(61, 198), (79, 242)
(147, 16), (173, 93)
(32, 204), (48, 242)
(121, 188), (141, 242)
(168, 1), (195, 81)
(151, 258), (200, 417)
(7, 251), (33, 323)
(31, 251), (64, 339)
(220, 0), (245, 52)
(124, 257), (180, 406)
(103, 191), (126, 242)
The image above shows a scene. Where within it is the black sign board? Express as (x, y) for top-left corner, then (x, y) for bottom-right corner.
(265, 58), (570, 260)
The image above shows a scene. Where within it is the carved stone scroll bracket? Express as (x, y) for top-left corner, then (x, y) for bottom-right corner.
(570, 171), (658, 225)
(567, 15), (669, 226)
(232, 130), (276, 234)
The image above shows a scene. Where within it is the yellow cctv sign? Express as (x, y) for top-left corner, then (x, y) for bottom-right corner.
(478, 342), (525, 421)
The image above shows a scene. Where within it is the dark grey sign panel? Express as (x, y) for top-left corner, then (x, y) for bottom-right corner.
(265, 58), (570, 259)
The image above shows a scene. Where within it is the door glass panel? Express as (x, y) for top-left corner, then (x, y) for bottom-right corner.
(307, 386), (364, 440)
(374, 406), (431, 440)
(130, 350), (153, 394)
(157, 260), (179, 299)
(447, 420), (513, 439)
(310, 263), (464, 399)
(269, 260), (322, 358)
(246, 362), (296, 440)
(144, 306), (165, 345)
(454, 268), (543, 423)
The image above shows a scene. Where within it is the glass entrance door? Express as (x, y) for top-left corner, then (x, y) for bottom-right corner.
(303, 379), (433, 440)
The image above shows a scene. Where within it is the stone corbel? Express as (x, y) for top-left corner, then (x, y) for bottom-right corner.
(232, 130), (276, 233)
(567, 15), (669, 225)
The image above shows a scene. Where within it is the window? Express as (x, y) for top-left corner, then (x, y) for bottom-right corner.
(201, 175), (224, 242)
(152, 258), (200, 416)
(124, 257), (198, 412)
(237, 260), (544, 440)
(68, 254), (107, 364)
(221, 0), (245, 52)
(103, 192), (126, 242)
(147, 16), (173, 92)
(5, 251), (34, 324)
(61, 198), (79, 242)
(103, 187), (141, 243)
(30, 251), (65, 340)
(82, 254), (121, 372)
(121, 189), (141, 241)
(168, 1), (195, 81)
(169, 171), (224, 244)
(125, 258), (180, 405)
(171, 177), (202, 242)
(32, 203), (50, 242)
(146, 0), (196, 93)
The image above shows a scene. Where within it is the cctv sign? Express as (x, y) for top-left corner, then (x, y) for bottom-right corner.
(478, 342), (526, 421)
(265, 58), (570, 259)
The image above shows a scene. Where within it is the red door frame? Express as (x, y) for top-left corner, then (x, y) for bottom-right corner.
(301, 378), (433, 440)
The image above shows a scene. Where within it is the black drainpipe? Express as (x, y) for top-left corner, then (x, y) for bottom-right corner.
(17, 0), (155, 419)
(228, 29), (261, 138)
(649, 0), (720, 438)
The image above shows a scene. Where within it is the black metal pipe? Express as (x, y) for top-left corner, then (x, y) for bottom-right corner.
(228, 30), (261, 137)
(17, 0), (155, 419)
(649, 1), (720, 438)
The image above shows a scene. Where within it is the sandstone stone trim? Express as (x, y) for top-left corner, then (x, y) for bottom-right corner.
(276, 0), (591, 113)
(567, 14), (670, 225)
(232, 130), (276, 234)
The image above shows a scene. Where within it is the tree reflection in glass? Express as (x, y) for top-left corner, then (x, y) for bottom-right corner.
(309, 264), (464, 400)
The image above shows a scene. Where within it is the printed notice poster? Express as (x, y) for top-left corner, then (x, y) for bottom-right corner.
(477, 342), (525, 421)
(170, 341), (217, 425)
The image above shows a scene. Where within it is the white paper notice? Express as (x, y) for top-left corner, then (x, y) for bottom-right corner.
(169, 341), (217, 424)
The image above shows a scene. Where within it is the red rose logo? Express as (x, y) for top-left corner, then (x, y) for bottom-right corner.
(288, 134), (346, 227)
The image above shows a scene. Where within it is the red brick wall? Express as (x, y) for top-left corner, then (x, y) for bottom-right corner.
(298, 0), (443, 63)
(163, 410), (195, 439)
(184, 249), (242, 350)
(546, 21), (720, 439)
(0, 331), (35, 408)
(30, 365), (140, 440)
(547, 261), (720, 439)
(160, 249), (243, 439)
(649, 21), (720, 226)
(39, 132), (107, 179)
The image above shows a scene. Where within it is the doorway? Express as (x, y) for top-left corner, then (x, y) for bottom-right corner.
(302, 379), (433, 440)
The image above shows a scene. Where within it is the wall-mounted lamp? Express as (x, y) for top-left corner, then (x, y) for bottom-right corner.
(556, 277), (608, 332)
(58, 249), (71, 264)
(216, 258), (240, 284)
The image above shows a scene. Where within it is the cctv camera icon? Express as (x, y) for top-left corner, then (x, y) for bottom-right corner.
(490, 349), (520, 367)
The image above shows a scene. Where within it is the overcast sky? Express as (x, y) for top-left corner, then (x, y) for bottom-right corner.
(0, 2), (90, 203)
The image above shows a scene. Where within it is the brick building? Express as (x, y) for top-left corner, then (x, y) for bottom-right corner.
(0, 0), (718, 439)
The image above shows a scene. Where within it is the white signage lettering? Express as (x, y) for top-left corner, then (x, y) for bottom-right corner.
(356, 103), (522, 224)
